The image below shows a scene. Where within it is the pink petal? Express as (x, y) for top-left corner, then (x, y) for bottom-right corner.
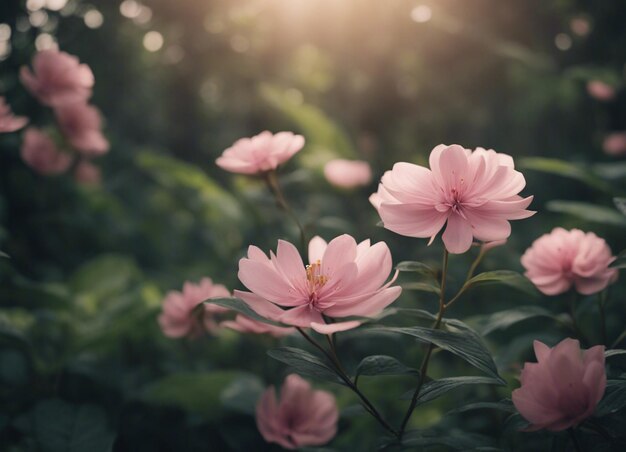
(442, 214), (474, 254)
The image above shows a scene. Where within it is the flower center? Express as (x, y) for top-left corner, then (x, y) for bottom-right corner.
(305, 260), (328, 307)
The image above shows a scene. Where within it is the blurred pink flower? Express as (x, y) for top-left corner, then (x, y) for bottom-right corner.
(20, 49), (94, 107)
(603, 132), (626, 156)
(587, 80), (616, 101)
(521, 228), (618, 295)
(158, 278), (230, 338)
(570, 17), (591, 37)
(20, 127), (71, 175)
(220, 314), (294, 337)
(74, 160), (101, 186)
(55, 103), (109, 155)
(324, 159), (372, 188)
(256, 374), (338, 449)
(216, 131), (304, 174)
(371, 145), (534, 254)
(0, 97), (28, 133)
(236, 234), (401, 334)
(512, 339), (606, 431)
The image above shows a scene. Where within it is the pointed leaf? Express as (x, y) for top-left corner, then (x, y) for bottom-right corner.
(374, 326), (503, 382)
(595, 380), (626, 416)
(202, 297), (287, 327)
(605, 349), (626, 358)
(469, 306), (555, 335)
(355, 355), (419, 380)
(267, 347), (343, 385)
(395, 261), (437, 277)
(546, 201), (626, 227)
(520, 157), (612, 193)
(400, 376), (504, 403)
(401, 282), (441, 295)
(610, 250), (626, 269)
(465, 271), (539, 296)
(446, 400), (516, 416)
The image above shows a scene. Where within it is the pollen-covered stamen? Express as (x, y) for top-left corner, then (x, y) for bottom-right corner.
(305, 260), (328, 307)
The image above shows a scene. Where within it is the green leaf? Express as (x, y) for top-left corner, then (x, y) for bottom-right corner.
(202, 297), (287, 327)
(610, 250), (626, 269)
(70, 254), (140, 301)
(594, 162), (626, 180)
(469, 306), (555, 335)
(267, 347), (343, 384)
(395, 261), (437, 277)
(220, 374), (265, 415)
(143, 371), (244, 420)
(400, 282), (441, 295)
(0, 250), (9, 259)
(401, 376), (504, 403)
(520, 157), (612, 193)
(355, 355), (419, 381)
(605, 349), (626, 358)
(400, 430), (498, 450)
(596, 380), (626, 416)
(546, 201), (626, 227)
(374, 326), (503, 382)
(16, 399), (114, 452)
(446, 400), (516, 416)
(465, 271), (539, 296)
(615, 198), (626, 216)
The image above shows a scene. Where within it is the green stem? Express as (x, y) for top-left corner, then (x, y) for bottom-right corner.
(295, 328), (399, 437)
(612, 329), (626, 348)
(568, 291), (586, 344)
(598, 290), (607, 345)
(398, 249), (449, 439)
(264, 171), (307, 251)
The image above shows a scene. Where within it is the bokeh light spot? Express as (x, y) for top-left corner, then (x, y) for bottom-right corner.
(35, 33), (58, 51)
(84, 10), (104, 29)
(555, 33), (572, 51)
(45, 0), (68, 11)
(411, 5), (432, 23)
(143, 31), (163, 52)
(0, 24), (11, 41)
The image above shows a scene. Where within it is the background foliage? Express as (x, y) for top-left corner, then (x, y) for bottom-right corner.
(1, 0), (626, 450)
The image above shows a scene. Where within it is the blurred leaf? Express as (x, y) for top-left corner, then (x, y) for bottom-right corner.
(395, 261), (437, 278)
(606, 350), (626, 358)
(400, 430), (498, 450)
(374, 326), (503, 382)
(260, 84), (356, 170)
(400, 282), (441, 295)
(596, 380), (626, 417)
(15, 399), (114, 452)
(611, 250), (626, 269)
(520, 158), (612, 193)
(0, 250), (9, 258)
(469, 306), (555, 335)
(70, 254), (140, 300)
(594, 163), (626, 180)
(446, 400), (516, 415)
(220, 373), (265, 415)
(465, 271), (539, 297)
(202, 297), (286, 327)
(267, 347), (343, 385)
(400, 376), (504, 404)
(546, 201), (626, 227)
(0, 281), (69, 310)
(143, 371), (244, 421)
(615, 198), (626, 216)
(355, 355), (418, 381)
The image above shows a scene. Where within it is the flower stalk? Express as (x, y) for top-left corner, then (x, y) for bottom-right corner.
(264, 170), (307, 252)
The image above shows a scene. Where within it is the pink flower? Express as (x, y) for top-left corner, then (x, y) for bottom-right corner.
(236, 234), (401, 335)
(74, 160), (101, 186)
(0, 97), (28, 133)
(55, 103), (109, 155)
(570, 17), (591, 37)
(158, 278), (230, 338)
(220, 314), (295, 337)
(512, 339), (606, 431)
(481, 239), (507, 252)
(20, 127), (71, 175)
(256, 374), (338, 449)
(20, 49), (94, 107)
(587, 80), (616, 102)
(324, 159), (372, 188)
(216, 131), (304, 174)
(521, 228), (618, 295)
(603, 132), (626, 156)
(371, 145), (534, 254)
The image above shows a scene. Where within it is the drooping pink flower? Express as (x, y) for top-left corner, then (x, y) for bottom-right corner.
(512, 339), (606, 431)
(216, 131), (304, 174)
(158, 278), (230, 338)
(220, 314), (294, 337)
(20, 49), (94, 107)
(0, 97), (29, 133)
(587, 80), (616, 102)
(74, 160), (101, 186)
(236, 234), (401, 334)
(521, 228), (618, 296)
(55, 103), (109, 155)
(256, 374), (338, 450)
(371, 145), (534, 254)
(20, 127), (71, 175)
(324, 159), (372, 188)
(603, 132), (626, 156)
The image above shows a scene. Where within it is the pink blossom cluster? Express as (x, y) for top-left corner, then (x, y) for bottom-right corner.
(19, 50), (109, 184)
